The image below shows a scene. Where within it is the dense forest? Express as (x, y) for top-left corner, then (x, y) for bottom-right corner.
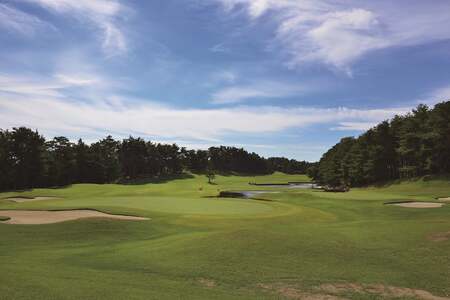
(0, 128), (311, 192)
(311, 101), (450, 187)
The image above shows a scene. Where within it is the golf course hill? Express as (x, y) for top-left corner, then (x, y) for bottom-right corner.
(1, 173), (449, 299)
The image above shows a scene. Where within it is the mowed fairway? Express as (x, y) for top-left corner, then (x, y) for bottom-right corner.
(0, 173), (449, 299)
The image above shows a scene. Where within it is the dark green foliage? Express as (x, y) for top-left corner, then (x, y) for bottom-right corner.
(74, 139), (93, 183)
(90, 136), (121, 183)
(0, 127), (45, 190)
(314, 101), (450, 186)
(306, 162), (319, 179)
(45, 136), (77, 186)
(119, 137), (147, 179)
(185, 149), (209, 172)
(0, 129), (308, 191)
(208, 146), (270, 174)
(267, 157), (311, 174)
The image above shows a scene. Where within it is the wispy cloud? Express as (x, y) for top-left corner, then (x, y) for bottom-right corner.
(0, 95), (408, 142)
(214, 0), (450, 72)
(0, 74), (64, 97)
(412, 84), (450, 106)
(0, 72), (105, 98)
(26, 0), (129, 56)
(0, 73), (409, 141)
(331, 121), (379, 131)
(426, 85), (450, 105)
(210, 43), (231, 53)
(0, 3), (55, 36)
(213, 70), (238, 84)
(54, 74), (101, 86)
(211, 81), (303, 104)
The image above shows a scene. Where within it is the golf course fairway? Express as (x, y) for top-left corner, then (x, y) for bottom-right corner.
(1, 173), (449, 299)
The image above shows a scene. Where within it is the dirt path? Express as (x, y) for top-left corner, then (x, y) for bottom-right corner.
(0, 210), (149, 224)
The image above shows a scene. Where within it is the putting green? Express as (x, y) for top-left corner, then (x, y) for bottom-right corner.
(0, 173), (308, 217)
(5, 196), (276, 216)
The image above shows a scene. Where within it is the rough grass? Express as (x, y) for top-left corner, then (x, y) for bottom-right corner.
(0, 173), (449, 299)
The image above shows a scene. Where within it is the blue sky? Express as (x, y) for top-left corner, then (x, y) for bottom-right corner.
(0, 0), (450, 161)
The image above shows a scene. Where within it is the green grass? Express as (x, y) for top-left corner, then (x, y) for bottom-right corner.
(0, 172), (449, 299)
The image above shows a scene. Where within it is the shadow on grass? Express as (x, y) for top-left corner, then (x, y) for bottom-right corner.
(197, 171), (274, 177)
(118, 173), (195, 185)
(0, 174), (195, 193)
(0, 184), (73, 194)
(202, 195), (274, 202)
(369, 174), (450, 188)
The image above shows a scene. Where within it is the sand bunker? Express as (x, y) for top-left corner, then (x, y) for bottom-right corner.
(4, 196), (60, 203)
(318, 283), (450, 300)
(428, 231), (450, 242)
(0, 210), (149, 224)
(438, 197), (450, 202)
(259, 282), (449, 300)
(259, 283), (345, 300)
(198, 278), (216, 288)
(387, 202), (444, 208)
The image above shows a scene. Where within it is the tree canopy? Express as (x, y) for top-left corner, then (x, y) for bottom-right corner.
(311, 101), (450, 187)
(0, 128), (312, 191)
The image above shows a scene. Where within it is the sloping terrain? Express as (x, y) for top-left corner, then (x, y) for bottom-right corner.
(0, 174), (449, 299)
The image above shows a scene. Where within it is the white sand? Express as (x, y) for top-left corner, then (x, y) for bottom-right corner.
(5, 196), (60, 203)
(0, 210), (149, 224)
(388, 202), (444, 208)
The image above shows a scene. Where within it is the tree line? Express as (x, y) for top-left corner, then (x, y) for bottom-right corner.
(0, 128), (312, 191)
(309, 101), (450, 187)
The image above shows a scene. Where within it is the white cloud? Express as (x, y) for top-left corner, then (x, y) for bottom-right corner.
(331, 121), (379, 131)
(54, 74), (101, 86)
(215, 0), (450, 71)
(0, 72), (105, 98)
(0, 74), (64, 97)
(0, 71), (413, 145)
(414, 85), (450, 106)
(210, 43), (231, 53)
(296, 8), (387, 72)
(0, 96), (407, 141)
(0, 3), (54, 36)
(26, 0), (129, 56)
(0, 74), (409, 141)
(428, 86), (450, 105)
(211, 81), (302, 104)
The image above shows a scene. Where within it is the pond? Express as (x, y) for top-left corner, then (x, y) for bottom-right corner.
(250, 182), (321, 189)
(220, 183), (321, 199)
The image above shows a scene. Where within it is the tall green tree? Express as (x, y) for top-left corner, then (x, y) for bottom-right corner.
(120, 137), (147, 178)
(316, 102), (450, 187)
(74, 139), (92, 183)
(0, 130), (13, 190)
(45, 137), (76, 186)
(429, 101), (450, 173)
(90, 136), (121, 183)
(9, 127), (46, 189)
